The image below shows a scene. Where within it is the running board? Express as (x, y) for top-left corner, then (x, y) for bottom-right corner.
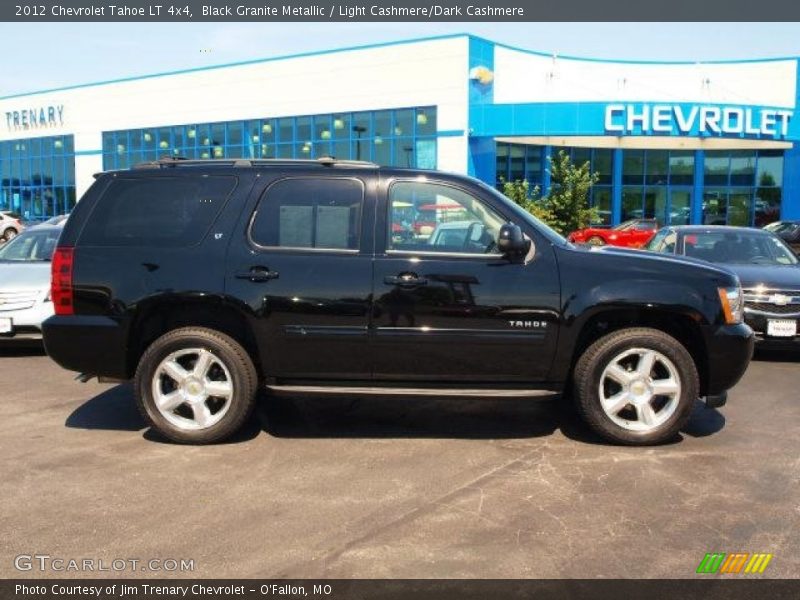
(266, 385), (559, 398)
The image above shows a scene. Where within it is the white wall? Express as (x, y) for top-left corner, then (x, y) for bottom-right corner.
(0, 37), (470, 195)
(493, 46), (797, 108)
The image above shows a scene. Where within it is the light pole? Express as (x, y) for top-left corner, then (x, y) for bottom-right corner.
(352, 125), (366, 160)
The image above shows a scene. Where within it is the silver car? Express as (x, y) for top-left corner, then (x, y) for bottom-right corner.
(0, 211), (24, 242)
(0, 224), (63, 340)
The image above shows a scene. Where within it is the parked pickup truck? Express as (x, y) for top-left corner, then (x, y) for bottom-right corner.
(43, 157), (754, 445)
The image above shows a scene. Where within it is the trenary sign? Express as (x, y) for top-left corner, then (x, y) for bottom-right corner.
(5, 105), (64, 131)
(604, 104), (793, 138)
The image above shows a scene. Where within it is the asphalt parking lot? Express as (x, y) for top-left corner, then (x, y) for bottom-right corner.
(0, 343), (798, 579)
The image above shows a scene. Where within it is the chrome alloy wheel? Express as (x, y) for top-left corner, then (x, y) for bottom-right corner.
(151, 348), (234, 431)
(598, 348), (681, 432)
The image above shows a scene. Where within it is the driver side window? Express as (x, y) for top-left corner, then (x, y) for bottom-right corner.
(388, 181), (504, 255)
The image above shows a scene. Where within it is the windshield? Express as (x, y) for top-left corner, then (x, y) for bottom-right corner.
(614, 220), (637, 231)
(0, 228), (60, 262)
(479, 181), (568, 246)
(681, 230), (798, 266)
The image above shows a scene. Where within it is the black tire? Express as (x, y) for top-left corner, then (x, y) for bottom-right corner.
(2, 228), (16, 241)
(134, 327), (258, 444)
(587, 235), (606, 246)
(573, 327), (698, 446)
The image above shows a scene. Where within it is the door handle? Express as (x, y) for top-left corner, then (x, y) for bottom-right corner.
(384, 272), (428, 287)
(236, 267), (280, 282)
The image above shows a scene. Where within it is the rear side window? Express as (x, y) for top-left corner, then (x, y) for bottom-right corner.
(80, 175), (236, 247)
(250, 177), (363, 250)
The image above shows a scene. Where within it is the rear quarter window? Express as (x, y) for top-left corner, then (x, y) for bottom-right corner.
(249, 177), (364, 250)
(79, 175), (236, 247)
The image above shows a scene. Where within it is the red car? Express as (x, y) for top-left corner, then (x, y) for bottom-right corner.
(568, 219), (659, 248)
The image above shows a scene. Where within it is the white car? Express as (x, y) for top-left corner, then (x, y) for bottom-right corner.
(0, 224), (63, 340)
(0, 211), (24, 242)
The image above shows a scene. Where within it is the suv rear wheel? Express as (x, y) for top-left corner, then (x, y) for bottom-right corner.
(573, 327), (698, 445)
(134, 327), (258, 444)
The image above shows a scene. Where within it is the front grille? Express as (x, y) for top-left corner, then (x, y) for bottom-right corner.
(0, 290), (39, 312)
(743, 288), (800, 317)
(745, 302), (800, 316)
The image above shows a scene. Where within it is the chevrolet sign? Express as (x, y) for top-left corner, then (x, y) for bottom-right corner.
(604, 104), (792, 138)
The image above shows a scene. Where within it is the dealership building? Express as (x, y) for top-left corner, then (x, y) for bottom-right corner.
(1, 34), (798, 226)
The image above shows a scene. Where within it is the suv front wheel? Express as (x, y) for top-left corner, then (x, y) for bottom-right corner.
(134, 327), (258, 444)
(573, 327), (699, 445)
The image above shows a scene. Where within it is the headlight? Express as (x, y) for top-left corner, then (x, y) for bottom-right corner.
(718, 285), (744, 325)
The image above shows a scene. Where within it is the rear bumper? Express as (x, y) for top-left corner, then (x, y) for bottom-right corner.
(42, 315), (129, 379)
(704, 323), (755, 396)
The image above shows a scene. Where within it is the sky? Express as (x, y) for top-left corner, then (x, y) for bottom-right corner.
(2, 22), (800, 97)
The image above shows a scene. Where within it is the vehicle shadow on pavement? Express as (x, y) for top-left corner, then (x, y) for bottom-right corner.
(752, 347), (799, 362)
(65, 388), (726, 445)
(0, 340), (47, 356)
(64, 383), (264, 444)
(65, 383), (145, 432)
(261, 393), (581, 441)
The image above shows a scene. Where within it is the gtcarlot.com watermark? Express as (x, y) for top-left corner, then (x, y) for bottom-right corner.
(14, 554), (195, 573)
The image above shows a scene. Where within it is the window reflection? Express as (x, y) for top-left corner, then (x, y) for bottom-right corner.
(0, 135), (76, 221)
(102, 107), (437, 170)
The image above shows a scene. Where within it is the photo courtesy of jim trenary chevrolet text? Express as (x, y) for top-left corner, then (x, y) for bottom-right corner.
(1, 2), (799, 599)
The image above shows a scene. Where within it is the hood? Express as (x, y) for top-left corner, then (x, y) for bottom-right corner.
(723, 264), (800, 291)
(590, 245), (735, 276)
(0, 261), (51, 292)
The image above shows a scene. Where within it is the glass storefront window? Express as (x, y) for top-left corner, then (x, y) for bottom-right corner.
(623, 151), (644, 185)
(332, 114), (350, 140)
(669, 152), (694, 185)
(416, 108), (435, 136)
(755, 186), (782, 227)
(0, 135), (76, 220)
(645, 151), (668, 186)
(594, 150), (613, 185)
(592, 187), (612, 225)
(622, 186), (643, 221)
(727, 187), (753, 226)
(644, 186), (668, 224)
(703, 188), (728, 225)
(102, 106), (438, 171)
(509, 145), (525, 181)
(494, 143), (544, 190)
(572, 148), (591, 169)
(730, 151), (756, 186)
(374, 111), (391, 141)
(756, 151), (783, 187)
(394, 110), (413, 138)
(352, 112), (371, 139)
(495, 144), (509, 187)
(704, 152), (729, 186)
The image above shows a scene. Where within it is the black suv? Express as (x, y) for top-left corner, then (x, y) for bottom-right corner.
(43, 158), (754, 445)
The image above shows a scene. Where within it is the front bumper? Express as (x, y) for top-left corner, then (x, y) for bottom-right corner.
(0, 300), (53, 339)
(704, 323), (755, 396)
(42, 315), (129, 379)
(744, 312), (800, 345)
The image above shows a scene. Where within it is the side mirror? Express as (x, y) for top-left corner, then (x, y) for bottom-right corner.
(497, 223), (531, 257)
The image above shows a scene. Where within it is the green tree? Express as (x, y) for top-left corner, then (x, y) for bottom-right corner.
(499, 150), (599, 236)
(500, 177), (555, 226)
(544, 150), (600, 235)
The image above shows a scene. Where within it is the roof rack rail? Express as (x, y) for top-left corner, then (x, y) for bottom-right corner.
(132, 156), (378, 170)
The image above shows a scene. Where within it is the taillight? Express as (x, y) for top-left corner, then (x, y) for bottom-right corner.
(52, 246), (75, 315)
